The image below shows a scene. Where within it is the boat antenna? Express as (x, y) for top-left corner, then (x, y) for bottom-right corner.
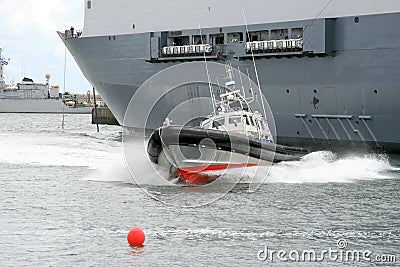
(242, 9), (267, 119)
(62, 45), (67, 130)
(246, 68), (255, 103)
(237, 65), (247, 100)
(216, 76), (222, 96)
(199, 24), (217, 115)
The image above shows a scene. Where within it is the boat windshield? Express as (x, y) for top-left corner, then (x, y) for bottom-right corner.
(229, 115), (241, 125)
(212, 117), (225, 129)
(202, 120), (212, 129)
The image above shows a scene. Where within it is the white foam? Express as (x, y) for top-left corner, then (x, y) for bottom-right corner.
(122, 139), (174, 186)
(0, 132), (120, 170)
(219, 151), (397, 184)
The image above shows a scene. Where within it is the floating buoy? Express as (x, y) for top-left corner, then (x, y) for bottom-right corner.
(127, 227), (145, 246)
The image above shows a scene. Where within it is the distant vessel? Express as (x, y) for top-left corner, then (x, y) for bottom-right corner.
(0, 48), (91, 114)
(60, 0), (400, 152)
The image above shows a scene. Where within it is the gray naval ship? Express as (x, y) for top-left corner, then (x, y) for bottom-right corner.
(0, 48), (91, 114)
(59, 0), (400, 153)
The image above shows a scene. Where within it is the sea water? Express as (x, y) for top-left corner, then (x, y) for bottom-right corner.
(0, 114), (399, 266)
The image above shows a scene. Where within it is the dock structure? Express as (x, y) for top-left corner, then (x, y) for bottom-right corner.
(92, 107), (120, 126)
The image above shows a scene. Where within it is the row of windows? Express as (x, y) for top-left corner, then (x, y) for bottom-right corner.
(203, 115), (260, 129)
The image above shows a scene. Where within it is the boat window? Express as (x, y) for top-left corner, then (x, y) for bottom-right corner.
(229, 116), (241, 125)
(249, 116), (256, 126)
(202, 121), (212, 129)
(243, 115), (251, 126)
(87, 1), (91, 9)
(212, 117), (225, 128)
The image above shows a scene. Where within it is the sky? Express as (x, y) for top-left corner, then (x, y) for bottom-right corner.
(0, 0), (91, 93)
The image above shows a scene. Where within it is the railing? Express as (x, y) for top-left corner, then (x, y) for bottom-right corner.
(162, 44), (213, 56)
(246, 38), (303, 53)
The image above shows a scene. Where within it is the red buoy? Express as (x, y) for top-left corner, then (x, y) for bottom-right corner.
(127, 227), (145, 246)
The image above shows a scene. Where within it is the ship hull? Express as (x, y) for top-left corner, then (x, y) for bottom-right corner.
(61, 12), (400, 153)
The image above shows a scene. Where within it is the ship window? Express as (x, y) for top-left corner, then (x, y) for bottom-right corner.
(167, 36), (189, 46)
(210, 34), (224, 45)
(247, 31), (269, 42)
(291, 28), (303, 39)
(229, 116), (241, 125)
(87, 1), (91, 9)
(227, 32), (243, 43)
(354, 17), (360, 23)
(271, 29), (288, 40)
(132, 24), (136, 30)
(193, 35), (206, 45)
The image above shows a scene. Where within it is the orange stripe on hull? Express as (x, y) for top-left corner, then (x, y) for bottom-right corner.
(178, 163), (258, 184)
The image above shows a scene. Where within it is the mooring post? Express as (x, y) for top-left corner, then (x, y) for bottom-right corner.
(93, 87), (99, 133)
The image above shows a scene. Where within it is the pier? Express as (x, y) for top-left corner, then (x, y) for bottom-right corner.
(92, 107), (120, 126)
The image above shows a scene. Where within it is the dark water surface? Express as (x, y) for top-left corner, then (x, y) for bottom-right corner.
(0, 114), (399, 266)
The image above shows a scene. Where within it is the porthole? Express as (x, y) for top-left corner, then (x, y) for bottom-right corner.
(374, 89), (378, 94)
(354, 17), (359, 23)
(286, 89), (290, 93)
(314, 89), (317, 94)
(297, 131), (300, 135)
(132, 24), (136, 30)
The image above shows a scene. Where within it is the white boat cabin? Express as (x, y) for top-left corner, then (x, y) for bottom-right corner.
(199, 89), (273, 143)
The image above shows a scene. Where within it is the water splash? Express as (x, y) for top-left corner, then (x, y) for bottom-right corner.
(222, 151), (398, 184)
(117, 138), (399, 185)
(5, 130), (396, 185)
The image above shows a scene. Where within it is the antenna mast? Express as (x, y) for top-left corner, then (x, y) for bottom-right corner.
(242, 9), (267, 120)
(199, 25), (217, 115)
